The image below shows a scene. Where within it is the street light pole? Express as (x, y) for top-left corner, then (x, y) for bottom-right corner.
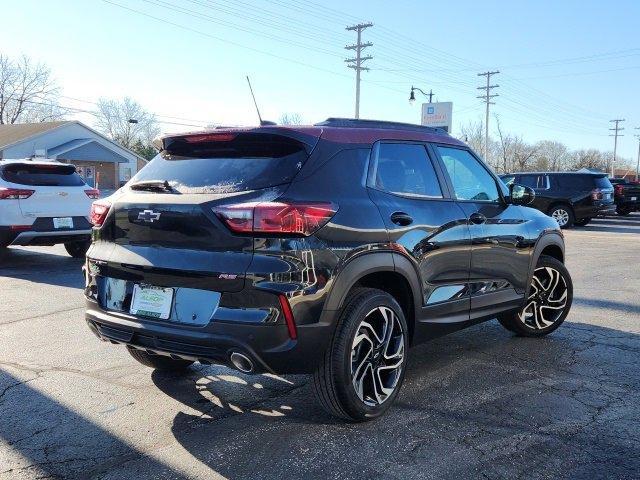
(635, 127), (640, 182)
(409, 86), (435, 104)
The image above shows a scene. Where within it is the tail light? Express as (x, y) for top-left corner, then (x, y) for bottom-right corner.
(614, 184), (624, 196)
(84, 189), (100, 199)
(591, 189), (603, 200)
(214, 201), (337, 236)
(0, 187), (35, 200)
(278, 294), (297, 340)
(90, 200), (111, 226)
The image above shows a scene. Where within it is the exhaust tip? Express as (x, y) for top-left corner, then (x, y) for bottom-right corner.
(230, 352), (254, 373)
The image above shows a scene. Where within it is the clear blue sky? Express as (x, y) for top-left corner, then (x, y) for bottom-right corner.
(2, 0), (639, 160)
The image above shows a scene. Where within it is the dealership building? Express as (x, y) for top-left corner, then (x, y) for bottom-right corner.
(0, 121), (147, 189)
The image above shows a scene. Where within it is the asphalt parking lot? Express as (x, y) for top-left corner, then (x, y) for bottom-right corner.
(1, 214), (639, 480)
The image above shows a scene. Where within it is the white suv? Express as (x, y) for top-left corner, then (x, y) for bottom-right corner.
(0, 159), (98, 257)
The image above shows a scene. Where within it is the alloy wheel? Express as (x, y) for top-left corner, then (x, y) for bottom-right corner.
(350, 306), (405, 406)
(520, 266), (569, 329)
(551, 208), (569, 227)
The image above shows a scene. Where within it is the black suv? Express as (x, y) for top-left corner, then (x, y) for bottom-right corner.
(84, 119), (573, 421)
(500, 172), (615, 228)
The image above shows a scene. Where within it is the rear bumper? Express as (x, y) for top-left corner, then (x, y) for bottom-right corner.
(9, 229), (91, 246)
(85, 298), (333, 374)
(575, 203), (615, 219)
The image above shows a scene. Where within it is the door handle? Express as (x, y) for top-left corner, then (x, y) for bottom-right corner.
(470, 212), (487, 224)
(390, 211), (413, 226)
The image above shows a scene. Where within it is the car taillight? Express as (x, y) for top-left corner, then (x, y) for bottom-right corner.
(614, 184), (624, 196)
(214, 201), (337, 236)
(591, 189), (603, 200)
(90, 200), (111, 226)
(85, 189), (100, 199)
(0, 187), (35, 200)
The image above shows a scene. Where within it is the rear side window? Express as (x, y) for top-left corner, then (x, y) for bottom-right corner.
(132, 133), (309, 194)
(437, 147), (500, 202)
(1, 163), (85, 186)
(518, 174), (549, 189)
(373, 143), (442, 197)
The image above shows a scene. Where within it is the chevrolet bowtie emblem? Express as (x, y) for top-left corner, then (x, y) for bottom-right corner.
(137, 209), (161, 222)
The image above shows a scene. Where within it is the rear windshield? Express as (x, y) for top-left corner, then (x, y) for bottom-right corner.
(593, 176), (613, 189)
(131, 133), (309, 194)
(1, 163), (85, 186)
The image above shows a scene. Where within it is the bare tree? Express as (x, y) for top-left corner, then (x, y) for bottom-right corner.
(278, 112), (304, 125)
(95, 97), (159, 157)
(495, 116), (513, 173)
(0, 54), (63, 124)
(533, 140), (570, 171)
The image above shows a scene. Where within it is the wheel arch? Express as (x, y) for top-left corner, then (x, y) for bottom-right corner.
(528, 232), (565, 292)
(322, 252), (422, 344)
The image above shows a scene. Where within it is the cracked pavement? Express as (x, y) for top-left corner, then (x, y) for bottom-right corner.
(1, 214), (639, 479)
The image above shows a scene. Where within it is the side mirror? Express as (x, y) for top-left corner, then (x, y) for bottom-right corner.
(509, 183), (535, 205)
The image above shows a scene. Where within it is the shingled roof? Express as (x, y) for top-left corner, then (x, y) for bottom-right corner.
(0, 121), (69, 149)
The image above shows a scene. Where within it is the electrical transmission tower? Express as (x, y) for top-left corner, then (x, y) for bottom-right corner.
(477, 71), (500, 167)
(609, 119), (625, 177)
(345, 22), (373, 119)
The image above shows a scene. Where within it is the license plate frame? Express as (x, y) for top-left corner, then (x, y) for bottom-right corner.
(53, 217), (74, 229)
(632, 196), (637, 201)
(130, 284), (174, 320)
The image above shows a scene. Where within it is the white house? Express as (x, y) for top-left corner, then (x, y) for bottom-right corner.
(0, 121), (148, 189)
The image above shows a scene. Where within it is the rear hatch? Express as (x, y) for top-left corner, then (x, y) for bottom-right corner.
(1, 162), (94, 228)
(617, 181), (640, 202)
(592, 175), (615, 204)
(92, 129), (319, 294)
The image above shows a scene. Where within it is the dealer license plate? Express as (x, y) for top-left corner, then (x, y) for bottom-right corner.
(130, 285), (174, 320)
(53, 217), (73, 229)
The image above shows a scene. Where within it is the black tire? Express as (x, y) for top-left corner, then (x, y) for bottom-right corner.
(64, 240), (91, 258)
(573, 217), (591, 227)
(127, 346), (194, 372)
(311, 287), (409, 421)
(497, 255), (573, 337)
(616, 206), (631, 216)
(547, 204), (574, 229)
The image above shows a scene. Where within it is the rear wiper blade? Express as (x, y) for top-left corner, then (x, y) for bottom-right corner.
(129, 180), (175, 193)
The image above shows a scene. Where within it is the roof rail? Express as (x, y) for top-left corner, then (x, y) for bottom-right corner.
(314, 117), (449, 135)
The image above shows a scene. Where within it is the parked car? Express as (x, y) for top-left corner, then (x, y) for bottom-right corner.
(609, 178), (640, 216)
(84, 119), (572, 421)
(499, 172), (615, 227)
(0, 159), (98, 257)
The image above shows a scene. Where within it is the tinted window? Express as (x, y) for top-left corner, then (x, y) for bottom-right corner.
(518, 174), (548, 189)
(437, 147), (499, 201)
(132, 133), (308, 194)
(1, 163), (85, 186)
(555, 174), (610, 190)
(374, 143), (442, 197)
(594, 176), (613, 189)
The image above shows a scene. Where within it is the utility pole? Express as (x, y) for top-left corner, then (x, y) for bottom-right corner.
(477, 71), (500, 167)
(635, 127), (640, 182)
(345, 22), (373, 119)
(609, 119), (625, 178)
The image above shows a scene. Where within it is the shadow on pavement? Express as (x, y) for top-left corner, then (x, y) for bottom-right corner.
(574, 296), (640, 314)
(0, 246), (84, 289)
(145, 321), (640, 480)
(0, 369), (189, 480)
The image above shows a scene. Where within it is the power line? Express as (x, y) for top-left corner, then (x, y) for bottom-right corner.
(477, 71), (499, 166)
(345, 22), (373, 119)
(609, 119), (625, 177)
